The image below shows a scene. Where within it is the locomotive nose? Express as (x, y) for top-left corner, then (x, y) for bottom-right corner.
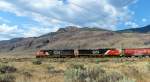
(36, 50), (48, 58)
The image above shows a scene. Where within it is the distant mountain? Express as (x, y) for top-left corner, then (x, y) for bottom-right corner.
(0, 26), (111, 51)
(118, 25), (150, 33)
(0, 25), (150, 56)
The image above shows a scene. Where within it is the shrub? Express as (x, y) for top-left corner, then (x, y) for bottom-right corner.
(127, 66), (140, 76)
(147, 62), (150, 71)
(0, 74), (16, 82)
(47, 66), (55, 74)
(0, 64), (17, 74)
(98, 72), (123, 82)
(69, 63), (85, 70)
(95, 59), (100, 64)
(95, 58), (109, 63)
(22, 71), (32, 78)
(118, 77), (136, 82)
(65, 66), (108, 82)
(32, 59), (42, 65)
(64, 64), (130, 82)
(47, 66), (64, 74)
(22, 71), (32, 81)
(1, 61), (8, 64)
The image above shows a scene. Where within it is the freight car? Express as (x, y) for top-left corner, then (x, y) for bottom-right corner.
(36, 48), (150, 58)
(124, 48), (150, 57)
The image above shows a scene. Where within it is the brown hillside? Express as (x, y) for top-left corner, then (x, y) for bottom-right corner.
(0, 26), (150, 56)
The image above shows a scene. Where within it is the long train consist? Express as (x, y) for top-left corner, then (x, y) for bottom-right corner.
(36, 48), (150, 58)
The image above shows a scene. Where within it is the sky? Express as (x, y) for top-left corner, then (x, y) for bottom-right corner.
(0, 0), (149, 40)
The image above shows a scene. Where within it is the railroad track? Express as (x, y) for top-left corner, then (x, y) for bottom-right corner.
(0, 57), (149, 63)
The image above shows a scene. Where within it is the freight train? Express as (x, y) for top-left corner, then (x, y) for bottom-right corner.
(36, 48), (150, 58)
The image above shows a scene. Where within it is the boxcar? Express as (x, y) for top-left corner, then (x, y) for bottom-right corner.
(124, 48), (150, 57)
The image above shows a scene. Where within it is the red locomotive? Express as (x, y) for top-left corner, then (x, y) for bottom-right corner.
(36, 48), (150, 58)
(36, 50), (49, 58)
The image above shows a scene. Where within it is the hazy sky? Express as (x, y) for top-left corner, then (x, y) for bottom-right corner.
(0, 0), (149, 40)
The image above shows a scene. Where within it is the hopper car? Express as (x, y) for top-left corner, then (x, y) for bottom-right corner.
(36, 48), (150, 58)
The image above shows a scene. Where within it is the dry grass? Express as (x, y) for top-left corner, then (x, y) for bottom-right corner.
(0, 58), (149, 82)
